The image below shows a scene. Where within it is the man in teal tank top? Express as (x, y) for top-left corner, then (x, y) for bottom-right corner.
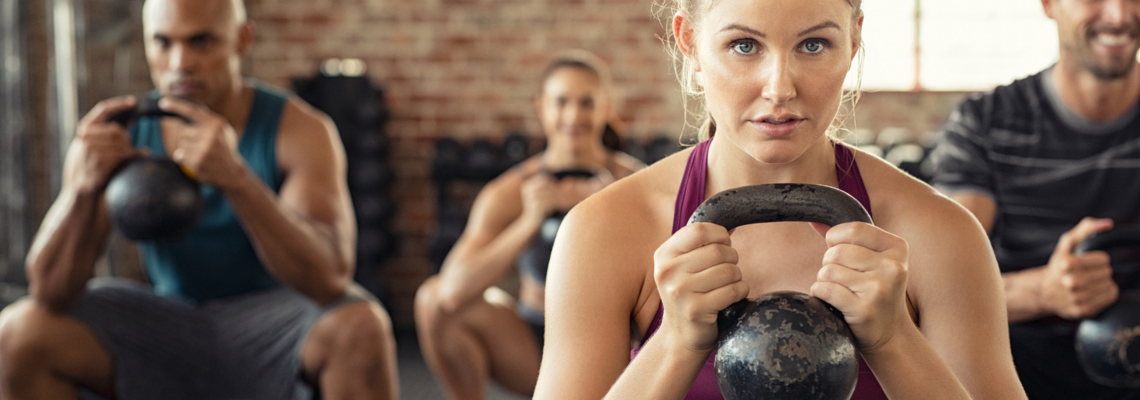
(0, 0), (398, 399)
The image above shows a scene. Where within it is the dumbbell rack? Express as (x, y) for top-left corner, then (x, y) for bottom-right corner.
(294, 70), (396, 300)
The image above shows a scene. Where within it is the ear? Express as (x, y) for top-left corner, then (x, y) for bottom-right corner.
(1040, 0), (1056, 19)
(237, 21), (255, 55)
(673, 11), (701, 72)
(851, 15), (864, 60)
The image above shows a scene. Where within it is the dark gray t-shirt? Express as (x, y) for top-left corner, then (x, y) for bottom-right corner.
(930, 67), (1140, 273)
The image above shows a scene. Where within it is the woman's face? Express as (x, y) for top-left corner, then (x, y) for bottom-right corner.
(536, 67), (609, 149)
(686, 0), (859, 164)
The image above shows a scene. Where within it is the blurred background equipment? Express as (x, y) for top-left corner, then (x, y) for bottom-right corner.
(294, 60), (396, 300)
(425, 133), (685, 274)
(0, 0), (32, 307)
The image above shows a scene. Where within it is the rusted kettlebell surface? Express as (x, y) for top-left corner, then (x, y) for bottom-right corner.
(688, 183), (871, 400)
(1074, 228), (1140, 388)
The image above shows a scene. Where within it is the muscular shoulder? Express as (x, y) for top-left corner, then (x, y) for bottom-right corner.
(275, 94), (343, 174)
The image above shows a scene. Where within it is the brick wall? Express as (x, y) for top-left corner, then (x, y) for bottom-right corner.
(244, 0), (691, 328)
(24, 0), (972, 329)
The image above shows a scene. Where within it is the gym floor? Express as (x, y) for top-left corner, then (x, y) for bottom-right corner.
(395, 329), (530, 400)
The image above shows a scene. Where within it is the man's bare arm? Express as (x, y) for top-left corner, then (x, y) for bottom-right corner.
(26, 97), (144, 312)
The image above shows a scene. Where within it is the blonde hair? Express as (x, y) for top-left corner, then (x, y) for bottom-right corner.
(655, 0), (865, 143)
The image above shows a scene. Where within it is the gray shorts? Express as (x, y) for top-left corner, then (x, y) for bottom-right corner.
(70, 278), (371, 400)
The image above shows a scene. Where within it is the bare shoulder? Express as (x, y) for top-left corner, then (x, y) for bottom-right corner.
(854, 147), (999, 304)
(274, 95), (343, 174)
(554, 146), (693, 325)
(561, 147), (692, 273)
(573, 147), (690, 229)
(855, 148), (984, 240)
(279, 95), (338, 140)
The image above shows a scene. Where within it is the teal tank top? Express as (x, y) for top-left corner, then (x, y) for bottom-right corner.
(128, 83), (288, 301)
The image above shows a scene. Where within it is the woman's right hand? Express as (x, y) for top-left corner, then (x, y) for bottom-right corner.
(652, 222), (750, 353)
(70, 96), (145, 195)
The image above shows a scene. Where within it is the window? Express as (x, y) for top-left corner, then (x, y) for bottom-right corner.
(845, 0), (1059, 91)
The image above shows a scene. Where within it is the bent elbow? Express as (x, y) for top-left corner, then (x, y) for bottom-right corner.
(437, 288), (465, 315)
(27, 285), (79, 314)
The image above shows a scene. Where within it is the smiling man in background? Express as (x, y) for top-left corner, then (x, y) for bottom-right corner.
(931, 0), (1140, 398)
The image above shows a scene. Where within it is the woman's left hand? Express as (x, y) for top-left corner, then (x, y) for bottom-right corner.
(809, 222), (910, 354)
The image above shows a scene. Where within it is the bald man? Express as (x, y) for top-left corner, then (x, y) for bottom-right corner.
(0, 0), (398, 399)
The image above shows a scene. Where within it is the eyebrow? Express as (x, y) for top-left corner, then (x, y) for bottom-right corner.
(150, 31), (215, 41)
(718, 21), (842, 37)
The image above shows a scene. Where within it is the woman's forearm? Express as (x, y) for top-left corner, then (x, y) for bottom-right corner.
(863, 323), (972, 400)
(437, 214), (544, 311)
(604, 329), (709, 400)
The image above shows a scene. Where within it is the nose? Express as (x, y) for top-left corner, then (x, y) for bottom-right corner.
(761, 54), (797, 105)
(564, 102), (581, 122)
(168, 43), (194, 73)
(1101, 0), (1134, 26)
(560, 102), (586, 130)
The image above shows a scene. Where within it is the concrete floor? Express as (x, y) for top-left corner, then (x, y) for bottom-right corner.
(395, 329), (531, 400)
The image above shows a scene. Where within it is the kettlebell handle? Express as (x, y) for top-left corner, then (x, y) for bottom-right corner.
(547, 168), (596, 180)
(687, 183), (873, 230)
(108, 95), (193, 127)
(1075, 228), (1140, 255)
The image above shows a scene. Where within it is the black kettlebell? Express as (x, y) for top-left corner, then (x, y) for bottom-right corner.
(1074, 227), (1140, 388)
(517, 169), (598, 282)
(104, 96), (203, 242)
(688, 183), (869, 400)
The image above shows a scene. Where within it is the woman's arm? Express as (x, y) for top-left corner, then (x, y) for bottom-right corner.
(435, 174), (546, 312)
(536, 184), (748, 399)
(882, 194), (1027, 400)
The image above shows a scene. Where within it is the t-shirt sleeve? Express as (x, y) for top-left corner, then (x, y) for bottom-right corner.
(929, 96), (996, 201)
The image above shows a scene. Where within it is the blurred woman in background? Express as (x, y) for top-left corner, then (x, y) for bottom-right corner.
(414, 50), (644, 399)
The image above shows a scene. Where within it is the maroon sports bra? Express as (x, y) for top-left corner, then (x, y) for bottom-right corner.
(628, 138), (888, 400)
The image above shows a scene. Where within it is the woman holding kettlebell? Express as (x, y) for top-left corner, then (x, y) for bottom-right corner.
(534, 0), (1027, 399)
(414, 50), (644, 399)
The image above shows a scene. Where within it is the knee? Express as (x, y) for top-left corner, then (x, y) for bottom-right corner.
(0, 300), (53, 374)
(414, 276), (446, 327)
(326, 302), (396, 359)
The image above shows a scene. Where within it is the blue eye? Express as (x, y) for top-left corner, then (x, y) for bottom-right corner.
(731, 40), (756, 55)
(800, 39), (827, 54)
